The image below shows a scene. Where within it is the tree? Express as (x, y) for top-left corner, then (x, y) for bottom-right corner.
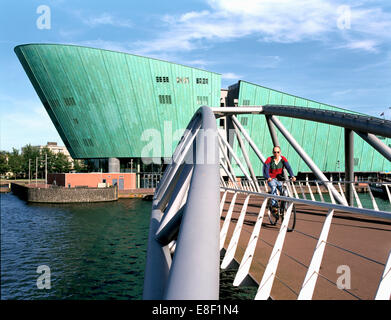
(8, 148), (23, 178)
(72, 159), (87, 172)
(0, 151), (9, 175)
(21, 144), (41, 179)
(52, 152), (71, 173)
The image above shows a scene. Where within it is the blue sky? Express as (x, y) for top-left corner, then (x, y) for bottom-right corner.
(1, 0), (390, 151)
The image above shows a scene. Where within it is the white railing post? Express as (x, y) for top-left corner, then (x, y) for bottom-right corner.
(255, 202), (294, 300)
(298, 209), (334, 300)
(221, 194), (251, 269)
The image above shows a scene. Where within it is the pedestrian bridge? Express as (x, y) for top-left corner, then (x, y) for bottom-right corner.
(143, 106), (391, 300)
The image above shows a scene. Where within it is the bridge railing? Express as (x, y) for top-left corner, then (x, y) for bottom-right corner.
(143, 106), (220, 300)
(219, 186), (391, 300)
(143, 105), (391, 300)
(225, 178), (391, 211)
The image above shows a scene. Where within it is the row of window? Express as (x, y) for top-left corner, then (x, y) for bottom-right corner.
(47, 97), (76, 108)
(158, 95), (209, 105)
(196, 78), (208, 84)
(196, 96), (208, 105)
(159, 95), (172, 104)
(83, 138), (94, 147)
(156, 76), (169, 83)
(155, 76), (209, 84)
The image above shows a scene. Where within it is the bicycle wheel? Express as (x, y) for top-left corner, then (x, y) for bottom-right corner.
(267, 199), (278, 226)
(280, 186), (296, 232)
(287, 204), (296, 232)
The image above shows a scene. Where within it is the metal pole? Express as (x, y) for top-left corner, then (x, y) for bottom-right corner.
(28, 159), (31, 185)
(45, 153), (47, 188)
(225, 116), (236, 163)
(344, 128), (354, 206)
(354, 131), (391, 162)
(231, 115), (266, 164)
(265, 115), (279, 147)
(218, 131), (256, 190)
(35, 157), (38, 186)
(270, 115), (347, 206)
(164, 106), (220, 300)
(231, 118), (260, 192)
(218, 138), (238, 184)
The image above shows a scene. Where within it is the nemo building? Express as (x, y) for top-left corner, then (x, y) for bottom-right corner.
(15, 43), (390, 179)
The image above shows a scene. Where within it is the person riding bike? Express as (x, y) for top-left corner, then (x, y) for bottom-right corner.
(263, 146), (296, 213)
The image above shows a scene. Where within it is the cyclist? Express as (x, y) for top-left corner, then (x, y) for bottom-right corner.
(263, 146), (296, 213)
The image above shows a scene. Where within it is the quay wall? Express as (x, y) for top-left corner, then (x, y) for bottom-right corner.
(11, 183), (118, 203)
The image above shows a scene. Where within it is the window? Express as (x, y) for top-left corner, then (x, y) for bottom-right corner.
(83, 138), (94, 147)
(243, 99), (250, 106)
(196, 78), (208, 84)
(156, 76), (169, 83)
(64, 97), (76, 106)
(240, 117), (248, 126)
(50, 99), (60, 108)
(354, 158), (359, 166)
(159, 95), (172, 104)
(73, 118), (79, 125)
(196, 96), (208, 105)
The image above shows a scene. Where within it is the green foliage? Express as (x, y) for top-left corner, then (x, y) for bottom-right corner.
(0, 151), (10, 175)
(1, 143), (82, 178)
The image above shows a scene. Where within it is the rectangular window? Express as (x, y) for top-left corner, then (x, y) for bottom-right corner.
(158, 95), (172, 104)
(196, 96), (208, 105)
(240, 117), (248, 126)
(156, 76), (169, 83)
(83, 138), (94, 147)
(64, 97), (76, 106)
(196, 78), (208, 84)
(243, 99), (250, 106)
(354, 158), (359, 166)
(73, 118), (79, 125)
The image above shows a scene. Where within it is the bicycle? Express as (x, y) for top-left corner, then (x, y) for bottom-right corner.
(266, 180), (296, 232)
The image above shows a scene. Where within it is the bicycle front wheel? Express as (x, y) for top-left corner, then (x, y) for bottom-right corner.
(286, 204), (296, 232)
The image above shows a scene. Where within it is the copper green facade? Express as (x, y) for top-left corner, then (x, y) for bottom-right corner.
(14, 44), (221, 159)
(231, 80), (390, 175)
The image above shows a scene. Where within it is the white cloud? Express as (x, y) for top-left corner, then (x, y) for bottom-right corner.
(83, 12), (133, 28)
(341, 39), (379, 52)
(134, 0), (391, 54)
(70, 10), (133, 29)
(222, 72), (243, 80)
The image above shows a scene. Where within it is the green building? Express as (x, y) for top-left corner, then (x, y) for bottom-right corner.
(14, 43), (389, 176)
(228, 80), (391, 176)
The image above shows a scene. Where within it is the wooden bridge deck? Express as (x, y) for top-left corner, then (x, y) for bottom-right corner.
(220, 192), (391, 300)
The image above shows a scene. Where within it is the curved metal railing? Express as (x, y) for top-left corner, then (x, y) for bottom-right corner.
(143, 105), (391, 300)
(143, 106), (220, 300)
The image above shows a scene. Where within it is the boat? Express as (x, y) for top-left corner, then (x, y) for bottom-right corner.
(369, 183), (390, 200)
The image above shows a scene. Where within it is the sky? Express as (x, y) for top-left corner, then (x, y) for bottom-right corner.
(0, 0), (390, 152)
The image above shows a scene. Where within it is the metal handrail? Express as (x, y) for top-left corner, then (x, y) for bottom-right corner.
(143, 106), (220, 300)
(220, 186), (391, 220)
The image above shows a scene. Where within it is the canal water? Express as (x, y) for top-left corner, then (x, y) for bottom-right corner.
(1, 192), (390, 300)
